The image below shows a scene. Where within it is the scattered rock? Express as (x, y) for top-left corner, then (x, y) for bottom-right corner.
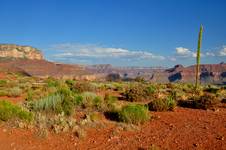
(2, 129), (7, 132)
(10, 142), (15, 147)
(216, 135), (224, 141)
(193, 143), (199, 147)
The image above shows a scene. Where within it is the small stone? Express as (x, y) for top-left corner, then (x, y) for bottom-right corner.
(216, 135), (224, 141)
(10, 142), (15, 147)
(193, 143), (198, 147)
(214, 108), (219, 112)
(3, 129), (7, 132)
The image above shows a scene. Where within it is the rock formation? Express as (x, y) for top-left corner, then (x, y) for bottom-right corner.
(0, 44), (43, 60)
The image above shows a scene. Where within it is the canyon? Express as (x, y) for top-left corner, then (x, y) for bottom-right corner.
(0, 44), (225, 84)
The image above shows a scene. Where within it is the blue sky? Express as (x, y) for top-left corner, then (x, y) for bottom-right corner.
(0, 0), (226, 67)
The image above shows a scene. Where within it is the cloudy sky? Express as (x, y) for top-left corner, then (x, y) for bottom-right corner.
(0, 0), (226, 67)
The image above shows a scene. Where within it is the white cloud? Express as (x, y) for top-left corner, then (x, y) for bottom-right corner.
(55, 52), (74, 57)
(205, 52), (215, 56)
(175, 47), (215, 58)
(175, 47), (197, 58)
(219, 46), (226, 56)
(52, 43), (165, 60)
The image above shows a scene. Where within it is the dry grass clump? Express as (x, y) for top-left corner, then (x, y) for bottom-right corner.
(7, 87), (22, 97)
(123, 84), (155, 102)
(178, 93), (221, 110)
(148, 95), (177, 111)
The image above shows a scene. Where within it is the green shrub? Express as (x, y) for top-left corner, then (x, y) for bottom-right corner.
(123, 84), (149, 102)
(166, 95), (177, 110)
(45, 78), (59, 87)
(81, 92), (103, 110)
(26, 89), (34, 101)
(146, 85), (157, 95)
(148, 96), (177, 111)
(81, 92), (96, 107)
(57, 86), (76, 116)
(73, 81), (96, 93)
(104, 94), (117, 110)
(65, 79), (76, 86)
(0, 80), (7, 87)
(74, 95), (83, 106)
(0, 100), (33, 121)
(113, 83), (124, 92)
(194, 93), (220, 109)
(92, 96), (103, 110)
(8, 87), (22, 97)
(31, 87), (76, 116)
(61, 96), (74, 116)
(148, 99), (167, 111)
(118, 104), (150, 124)
(31, 94), (63, 112)
(57, 85), (73, 97)
(65, 79), (76, 89)
(178, 93), (220, 110)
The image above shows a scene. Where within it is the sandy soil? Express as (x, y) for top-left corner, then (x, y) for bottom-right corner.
(0, 106), (225, 150)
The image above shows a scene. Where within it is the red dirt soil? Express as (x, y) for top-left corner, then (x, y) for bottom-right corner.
(0, 96), (25, 104)
(0, 107), (225, 150)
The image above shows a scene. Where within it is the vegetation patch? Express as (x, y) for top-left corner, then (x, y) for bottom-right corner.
(0, 100), (33, 121)
(73, 81), (97, 93)
(123, 84), (151, 102)
(148, 96), (177, 111)
(80, 92), (104, 111)
(0, 79), (7, 87)
(118, 104), (150, 124)
(178, 93), (221, 110)
(31, 94), (63, 113)
(7, 87), (22, 97)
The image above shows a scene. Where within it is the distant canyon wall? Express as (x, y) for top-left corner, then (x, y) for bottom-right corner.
(0, 44), (225, 84)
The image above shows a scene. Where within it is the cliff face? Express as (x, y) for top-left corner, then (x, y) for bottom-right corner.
(0, 44), (44, 60)
(166, 63), (226, 84)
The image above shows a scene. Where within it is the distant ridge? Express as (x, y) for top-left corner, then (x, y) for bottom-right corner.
(0, 44), (225, 84)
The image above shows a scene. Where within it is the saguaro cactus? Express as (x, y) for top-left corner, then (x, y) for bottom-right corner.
(195, 25), (203, 89)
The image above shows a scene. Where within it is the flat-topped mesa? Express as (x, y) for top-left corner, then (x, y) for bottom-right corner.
(0, 44), (44, 60)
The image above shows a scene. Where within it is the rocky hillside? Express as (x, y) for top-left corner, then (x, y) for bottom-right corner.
(0, 44), (43, 60)
(86, 63), (226, 84)
(0, 44), (225, 84)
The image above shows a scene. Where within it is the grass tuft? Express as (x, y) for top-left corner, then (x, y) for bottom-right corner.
(0, 100), (33, 121)
(118, 104), (150, 124)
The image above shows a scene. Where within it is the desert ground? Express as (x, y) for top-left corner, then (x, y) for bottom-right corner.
(0, 71), (225, 150)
